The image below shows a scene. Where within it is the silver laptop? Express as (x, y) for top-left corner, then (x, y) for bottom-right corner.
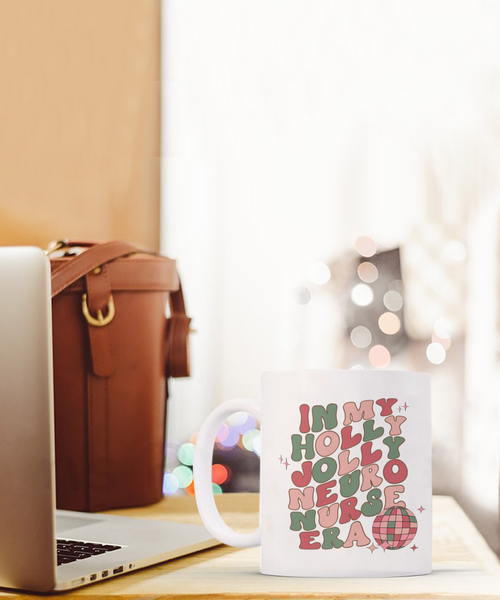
(0, 246), (217, 592)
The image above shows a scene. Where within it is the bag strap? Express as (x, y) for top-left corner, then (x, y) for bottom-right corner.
(165, 283), (191, 378)
(49, 240), (191, 378)
(50, 241), (150, 298)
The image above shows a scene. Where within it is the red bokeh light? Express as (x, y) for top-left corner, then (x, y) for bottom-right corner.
(212, 464), (229, 485)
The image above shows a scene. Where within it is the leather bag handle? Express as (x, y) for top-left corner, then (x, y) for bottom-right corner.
(48, 240), (191, 378)
(50, 241), (152, 298)
(165, 282), (191, 378)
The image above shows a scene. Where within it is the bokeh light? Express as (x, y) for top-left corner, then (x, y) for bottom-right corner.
(383, 290), (404, 312)
(218, 426), (239, 449)
(177, 442), (195, 466)
(171, 411), (262, 496)
(357, 261), (379, 283)
(242, 429), (261, 452)
(350, 325), (372, 348)
(163, 472), (180, 494)
(433, 318), (453, 339)
(227, 412), (248, 426)
(350, 364), (366, 370)
(216, 423), (230, 443)
(378, 312), (401, 335)
(212, 464), (229, 485)
(173, 465), (193, 488)
(292, 285), (311, 305)
(432, 331), (452, 350)
(307, 262), (331, 285)
(426, 342), (446, 364)
(252, 434), (262, 456)
(368, 345), (391, 368)
(355, 235), (377, 257)
(351, 283), (374, 307)
(234, 414), (257, 435)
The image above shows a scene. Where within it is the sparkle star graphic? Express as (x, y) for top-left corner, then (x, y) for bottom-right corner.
(398, 406), (403, 412)
(418, 506), (425, 513)
(403, 402), (409, 411)
(411, 545), (418, 551)
(279, 455), (283, 464)
(283, 458), (290, 469)
(379, 541), (390, 551)
(367, 544), (378, 553)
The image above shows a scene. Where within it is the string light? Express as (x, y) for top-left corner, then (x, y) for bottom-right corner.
(368, 345), (391, 368)
(383, 290), (404, 312)
(307, 262), (331, 285)
(168, 411), (261, 497)
(216, 423), (229, 443)
(432, 331), (451, 350)
(212, 464), (229, 485)
(217, 427), (239, 449)
(177, 442), (195, 466)
(426, 342), (446, 364)
(378, 312), (401, 335)
(355, 235), (377, 258)
(351, 283), (374, 306)
(163, 472), (180, 495)
(173, 465), (193, 488)
(252, 434), (262, 456)
(234, 414), (257, 435)
(227, 412), (248, 426)
(350, 325), (372, 348)
(433, 318), (453, 339)
(242, 429), (261, 452)
(357, 262), (379, 283)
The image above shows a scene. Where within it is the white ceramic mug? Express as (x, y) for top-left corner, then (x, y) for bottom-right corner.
(194, 370), (432, 577)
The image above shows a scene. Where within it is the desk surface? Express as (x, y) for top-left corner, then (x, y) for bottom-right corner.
(3, 494), (500, 599)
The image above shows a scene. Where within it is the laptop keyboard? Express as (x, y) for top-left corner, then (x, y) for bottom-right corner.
(57, 539), (122, 566)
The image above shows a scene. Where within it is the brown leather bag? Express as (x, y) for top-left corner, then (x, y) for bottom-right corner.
(48, 240), (190, 512)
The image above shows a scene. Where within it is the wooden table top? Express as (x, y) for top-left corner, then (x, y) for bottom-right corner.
(3, 493), (500, 599)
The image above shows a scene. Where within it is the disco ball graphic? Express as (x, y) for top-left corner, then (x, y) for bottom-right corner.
(372, 506), (418, 549)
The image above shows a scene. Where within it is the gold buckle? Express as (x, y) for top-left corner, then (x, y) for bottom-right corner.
(82, 293), (115, 327)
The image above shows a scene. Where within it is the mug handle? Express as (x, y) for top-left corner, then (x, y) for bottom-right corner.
(193, 398), (262, 547)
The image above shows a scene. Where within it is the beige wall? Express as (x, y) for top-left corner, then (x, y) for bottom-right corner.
(0, 0), (161, 250)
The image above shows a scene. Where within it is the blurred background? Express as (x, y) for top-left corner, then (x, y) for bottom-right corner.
(0, 0), (498, 556)
(162, 0), (500, 556)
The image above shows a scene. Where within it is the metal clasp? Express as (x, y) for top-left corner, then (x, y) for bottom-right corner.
(82, 293), (115, 327)
(44, 239), (69, 256)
